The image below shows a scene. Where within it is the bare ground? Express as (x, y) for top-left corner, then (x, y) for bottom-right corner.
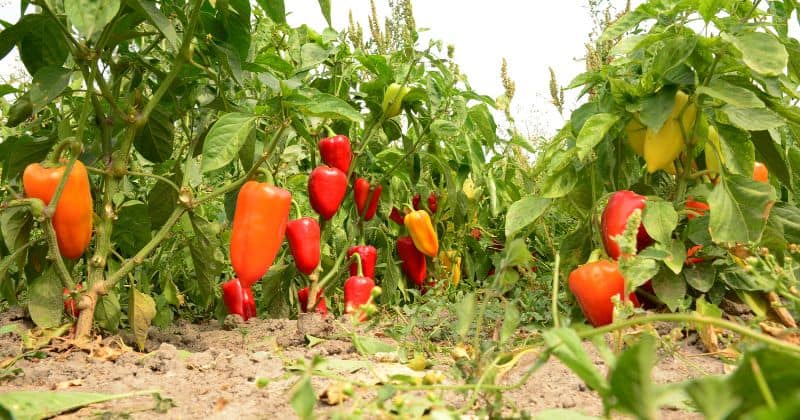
(0, 307), (726, 418)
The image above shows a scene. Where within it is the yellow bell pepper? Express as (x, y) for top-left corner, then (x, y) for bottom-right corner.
(627, 116), (675, 175)
(643, 90), (697, 173)
(705, 125), (722, 177)
(404, 210), (439, 257)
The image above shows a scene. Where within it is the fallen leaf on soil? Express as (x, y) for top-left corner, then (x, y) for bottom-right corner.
(320, 382), (352, 405)
(214, 397), (229, 412)
(760, 321), (800, 345)
(52, 378), (84, 390)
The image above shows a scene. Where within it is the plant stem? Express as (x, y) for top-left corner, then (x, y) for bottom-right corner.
(551, 253), (561, 328)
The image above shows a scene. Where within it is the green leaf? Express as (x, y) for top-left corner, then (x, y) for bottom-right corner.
(299, 43), (328, 69)
(111, 202), (151, 257)
(286, 93), (363, 123)
(129, 289), (156, 352)
(500, 301), (520, 345)
(290, 377), (315, 420)
(1, 207), (32, 255)
(599, 7), (649, 43)
(200, 113), (256, 173)
(16, 14), (69, 75)
(696, 80), (765, 108)
(618, 256), (660, 290)
(642, 198), (678, 245)
(64, 0), (121, 39)
(722, 105), (785, 131)
(430, 119), (459, 138)
(575, 113), (619, 162)
(352, 335), (397, 356)
(651, 269), (686, 311)
(0, 390), (157, 420)
(261, 264), (293, 318)
(134, 103), (175, 163)
(0, 135), (55, 181)
(505, 196), (551, 239)
(27, 267), (62, 328)
(533, 409), (598, 420)
(723, 31), (788, 76)
(129, 0), (179, 52)
(684, 263), (716, 293)
(468, 104), (497, 145)
(708, 174), (776, 244)
(29, 66), (71, 110)
(699, 0), (725, 22)
(147, 180), (178, 229)
(608, 335), (659, 419)
(543, 328), (610, 398)
(257, 0), (286, 24)
(317, 0), (331, 26)
(685, 375), (740, 420)
(715, 124), (754, 176)
(639, 86), (677, 133)
(94, 290), (121, 332)
(727, 347), (800, 416)
(188, 215), (224, 309)
(455, 293), (475, 340)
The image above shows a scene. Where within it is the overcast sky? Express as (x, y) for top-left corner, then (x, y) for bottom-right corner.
(0, 1), (637, 135)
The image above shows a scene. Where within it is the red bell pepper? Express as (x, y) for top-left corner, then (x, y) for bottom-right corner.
(412, 193), (421, 210)
(427, 192), (438, 213)
(601, 190), (654, 260)
(308, 166), (348, 220)
(348, 245), (377, 278)
(298, 287), (329, 316)
(397, 236), (427, 289)
(286, 217), (321, 275)
(354, 178), (382, 221)
(389, 207), (406, 225)
(568, 260), (640, 327)
(318, 135), (352, 174)
(344, 254), (375, 322)
(221, 278), (256, 321)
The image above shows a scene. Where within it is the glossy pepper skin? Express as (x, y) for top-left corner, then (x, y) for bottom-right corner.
(318, 135), (352, 174)
(601, 190), (654, 260)
(298, 287), (328, 316)
(427, 192), (438, 213)
(412, 193), (421, 210)
(753, 162), (769, 183)
(221, 278), (256, 321)
(23, 160), (93, 259)
(286, 218), (320, 275)
(344, 275), (374, 322)
(404, 210), (439, 257)
(382, 83), (411, 118)
(308, 166), (348, 220)
(231, 181), (292, 287)
(643, 90), (697, 173)
(348, 245), (377, 278)
(568, 260), (640, 327)
(354, 178), (382, 221)
(397, 236), (427, 288)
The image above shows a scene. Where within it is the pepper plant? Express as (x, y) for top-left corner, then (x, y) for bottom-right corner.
(0, 0), (525, 344)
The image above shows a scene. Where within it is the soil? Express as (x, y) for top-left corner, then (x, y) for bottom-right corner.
(0, 307), (727, 419)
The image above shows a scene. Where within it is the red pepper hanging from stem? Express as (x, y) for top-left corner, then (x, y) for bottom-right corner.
(286, 217), (321, 275)
(348, 245), (377, 278)
(221, 278), (257, 321)
(318, 135), (352, 174)
(354, 178), (382, 221)
(397, 236), (428, 289)
(308, 166), (348, 220)
(344, 252), (375, 322)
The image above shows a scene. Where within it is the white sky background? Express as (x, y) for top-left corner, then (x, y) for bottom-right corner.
(0, 0), (639, 136)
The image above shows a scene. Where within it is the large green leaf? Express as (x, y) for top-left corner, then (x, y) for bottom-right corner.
(505, 196), (551, 239)
(722, 105), (785, 131)
(639, 86), (677, 133)
(0, 135), (56, 181)
(723, 31), (788, 76)
(200, 113), (256, 173)
(608, 335), (659, 419)
(29, 66), (71, 110)
(751, 130), (791, 189)
(129, 0), (180, 51)
(696, 80), (765, 108)
(134, 103), (175, 163)
(285, 93), (363, 123)
(317, 0), (331, 26)
(256, 0), (286, 24)
(575, 113), (619, 162)
(708, 174), (776, 244)
(642, 198), (678, 245)
(16, 14), (69, 75)
(111, 202), (152, 257)
(0, 390), (156, 420)
(188, 214), (224, 309)
(651, 269), (686, 311)
(27, 267), (62, 328)
(64, 0), (121, 39)
(94, 290), (121, 331)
